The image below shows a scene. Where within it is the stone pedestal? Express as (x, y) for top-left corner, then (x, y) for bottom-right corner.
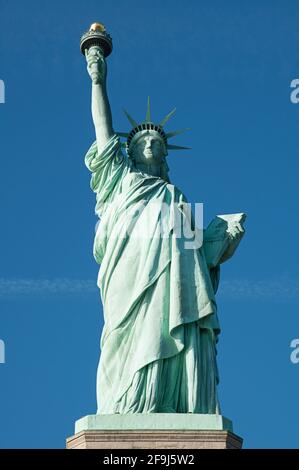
(66, 414), (243, 449)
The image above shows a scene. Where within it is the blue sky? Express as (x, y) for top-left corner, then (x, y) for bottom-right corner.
(0, 0), (299, 448)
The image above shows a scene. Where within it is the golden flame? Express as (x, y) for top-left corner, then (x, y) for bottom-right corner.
(89, 22), (106, 32)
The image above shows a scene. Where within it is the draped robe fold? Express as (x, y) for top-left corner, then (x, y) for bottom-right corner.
(85, 134), (221, 414)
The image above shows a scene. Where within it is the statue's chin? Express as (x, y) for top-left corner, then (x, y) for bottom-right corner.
(135, 157), (155, 166)
(141, 152), (164, 164)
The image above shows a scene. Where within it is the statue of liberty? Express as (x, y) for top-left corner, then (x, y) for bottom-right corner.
(82, 23), (245, 416)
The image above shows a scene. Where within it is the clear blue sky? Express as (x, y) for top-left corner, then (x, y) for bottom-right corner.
(0, 0), (299, 449)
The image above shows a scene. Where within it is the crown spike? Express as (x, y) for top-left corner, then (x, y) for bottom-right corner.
(165, 128), (190, 139)
(159, 107), (176, 127)
(166, 144), (191, 151)
(123, 108), (138, 128)
(145, 96), (151, 122)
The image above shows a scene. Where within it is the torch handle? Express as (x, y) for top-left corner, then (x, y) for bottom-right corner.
(86, 46), (105, 85)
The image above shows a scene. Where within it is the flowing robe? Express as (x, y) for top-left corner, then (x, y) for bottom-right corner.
(85, 134), (221, 414)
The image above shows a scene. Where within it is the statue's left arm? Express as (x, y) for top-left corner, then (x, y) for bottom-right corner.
(203, 214), (246, 295)
(203, 213), (246, 269)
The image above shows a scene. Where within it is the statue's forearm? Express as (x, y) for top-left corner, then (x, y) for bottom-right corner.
(91, 83), (114, 153)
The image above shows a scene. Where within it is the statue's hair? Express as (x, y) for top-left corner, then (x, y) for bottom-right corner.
(160, 159), (170, 183)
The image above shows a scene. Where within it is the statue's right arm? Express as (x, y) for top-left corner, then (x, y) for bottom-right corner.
(85, 47), (114, 155)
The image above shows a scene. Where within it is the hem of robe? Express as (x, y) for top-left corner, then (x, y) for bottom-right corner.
(97, 322), (219, 414)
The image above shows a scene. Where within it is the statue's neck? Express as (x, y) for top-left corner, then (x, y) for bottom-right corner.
(135, 162), (162, 178)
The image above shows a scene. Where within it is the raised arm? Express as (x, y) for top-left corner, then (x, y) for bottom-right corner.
(85, 46), (114, 154)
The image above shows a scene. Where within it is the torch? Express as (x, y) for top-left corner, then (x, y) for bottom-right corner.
(80, 22), (113, 57)
(80, 23), (113, 82)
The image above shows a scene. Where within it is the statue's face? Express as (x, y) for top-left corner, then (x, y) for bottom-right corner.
(130, 131), (166, 165)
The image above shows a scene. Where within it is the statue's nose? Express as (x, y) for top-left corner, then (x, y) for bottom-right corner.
(145, 138), (152, 149)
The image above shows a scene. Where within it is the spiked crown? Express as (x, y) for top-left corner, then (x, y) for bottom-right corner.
(117, 97), (190, 155)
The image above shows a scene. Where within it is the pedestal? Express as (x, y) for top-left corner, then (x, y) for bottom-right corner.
(66, 414), (243, 449)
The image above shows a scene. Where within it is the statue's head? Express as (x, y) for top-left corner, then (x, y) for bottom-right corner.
(129, 130), (167, 165)
(118, 98), (190, 180)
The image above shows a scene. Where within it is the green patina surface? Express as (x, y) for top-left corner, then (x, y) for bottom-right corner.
(75, 414), (233, 433)
(81, 36), (246, 418)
